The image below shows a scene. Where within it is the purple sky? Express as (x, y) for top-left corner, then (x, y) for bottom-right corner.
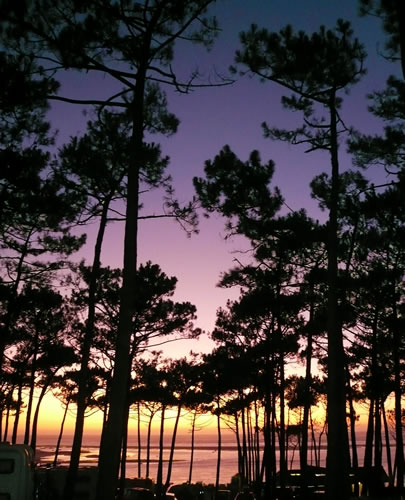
(48, 0), (400, 358)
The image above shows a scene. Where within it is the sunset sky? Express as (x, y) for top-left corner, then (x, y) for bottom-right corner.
(34, 0), (401, 433)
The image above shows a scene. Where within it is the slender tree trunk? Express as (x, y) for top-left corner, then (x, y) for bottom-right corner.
(318, 417), (327, 468)
(271, 391), (277, 492)
(247, 407), (253, 484)
(11, 376), (23, 444)
(364, 399), (375, 469)
(278, 355), (287, 494)
(30, 380), (51, 452)
(382, 400), (393, 486)
(54, 400), (70, 466)
(63, 196), (111, 500)
(347, 380), (358, 469)
(2, 392), (13, 441)
(24, 336), (39, 445)
(234, 411), (243, 478)
(215, 405), (222, 496)
(241, 399), (247, 483)
(310, 409), (318, 467)
(146, 412), (154, 478)
(363, 399), (375, 496)
(96, 73), (145, 500)
(262, 390), (273, 498)
(374, 398), (382, 470)
(188, 410), (197, 484)
(254, 400), (260, 484)
(326, 97), (350, 500)
(301, 290), (315, 497)
(347, 386), (359, 496)
(156, 405), (166, 500)
(119, 402), (130, 497)
(137, 402), (142, 478)
(392, 301), (404, 488)
(164, 403), (182, 489)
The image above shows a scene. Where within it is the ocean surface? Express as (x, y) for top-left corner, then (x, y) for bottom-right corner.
(33, 431), (393, 486)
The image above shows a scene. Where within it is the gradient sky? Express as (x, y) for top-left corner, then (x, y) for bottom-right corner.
(26, 0), (404, 436)
(47, 0), (400, 362)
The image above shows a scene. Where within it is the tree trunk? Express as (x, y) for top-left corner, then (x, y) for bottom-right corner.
(326, 97), (350, 500)
(11, 375), (23, 444)
(234, 411), (243, 478)
(2, 390), (14, 441)
(30, 381), (50, 452)
(392, 301), (404, 488)
(254, 400), (260, 484)
(119, 402), (130, 497)
(301, 289), (314, 496)
(241, 400), (247, 483)
(382, 400), (394, 486)
(54, 399), (70, 466)
(374, 398), (382, 470)
(363, 399), (375, 496)
(137, 402), (142, 478)
(262, 390), (273, 498)
(96, 73), (145, 499)
(63, 196), (111, 500)
(146, 411), (154, 478)
(188, 410), (197, 484)
(278, 355), (287, 493)
(215, 405), (222, 496)
(165, 403), (182, 489)
(247, 407), (253, 484)
(24, 334), (39, 445)
(156, 405), (166, 500)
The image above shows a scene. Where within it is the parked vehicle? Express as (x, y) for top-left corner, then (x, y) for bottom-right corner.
(0, 442), (35, 500)
(165, 483), (205, 500)
(119, 486), (156, 500)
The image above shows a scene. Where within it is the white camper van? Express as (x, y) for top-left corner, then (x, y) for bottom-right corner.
(0, 442), (35, 500)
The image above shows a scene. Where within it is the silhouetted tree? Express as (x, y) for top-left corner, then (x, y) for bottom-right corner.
(0, 52), (84, 374)
(0, 2), (227, 496)
(233, 20), (366, 499)
(359, 0), (405, 78)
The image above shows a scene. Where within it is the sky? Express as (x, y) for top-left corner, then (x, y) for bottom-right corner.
(30, 0), (403, 437)
(46, 0), (400, 359)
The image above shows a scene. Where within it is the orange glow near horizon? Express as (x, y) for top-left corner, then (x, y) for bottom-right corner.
(9, 390), (373, 444)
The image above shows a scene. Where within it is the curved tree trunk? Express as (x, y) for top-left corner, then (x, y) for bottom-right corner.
(164, 403), (182, 489)
(54, 399), (70, 466)
(63, 195), (111, 500)
(30, 377), (52, 452)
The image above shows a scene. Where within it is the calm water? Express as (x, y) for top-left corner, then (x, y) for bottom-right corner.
(34, 431), (392, 486)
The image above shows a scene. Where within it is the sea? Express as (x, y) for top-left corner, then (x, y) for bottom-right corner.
(33, 431), (394, 486)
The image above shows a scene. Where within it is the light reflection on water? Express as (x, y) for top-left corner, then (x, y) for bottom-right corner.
(34, 434), (376, 485)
